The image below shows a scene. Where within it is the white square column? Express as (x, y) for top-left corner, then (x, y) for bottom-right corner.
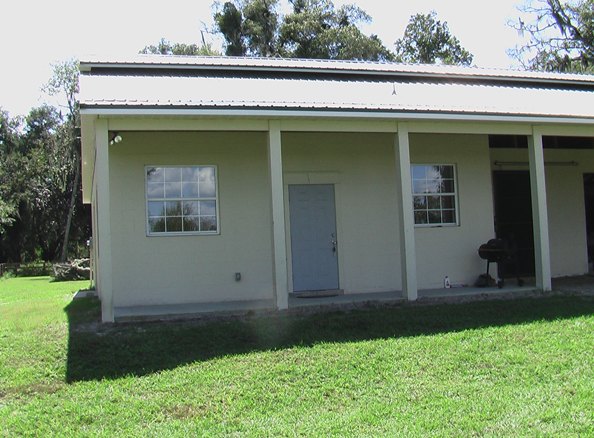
(95, 119), (114, 322)
(528, 126), (552, 291)
(394, 123), (418, 300)
(268, 121), (289, 309)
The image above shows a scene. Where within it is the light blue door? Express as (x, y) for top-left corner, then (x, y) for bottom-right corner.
(289, 184), (339, 292)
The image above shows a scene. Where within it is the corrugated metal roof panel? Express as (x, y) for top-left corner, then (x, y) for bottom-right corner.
(79, 55), (594, 85)
(79, 74), (594, 119)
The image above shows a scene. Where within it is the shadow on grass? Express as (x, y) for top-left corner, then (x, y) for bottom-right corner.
(64, 295), (594, 383)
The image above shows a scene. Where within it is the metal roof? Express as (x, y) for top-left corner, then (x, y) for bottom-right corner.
(79, 55), (594, 120)
(80, 55), (594, 85)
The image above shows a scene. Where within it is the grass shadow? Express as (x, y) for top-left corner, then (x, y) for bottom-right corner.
(64, 295), (594, 383)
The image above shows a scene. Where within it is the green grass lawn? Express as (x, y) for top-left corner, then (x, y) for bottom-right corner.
(1, 277), (593, 436)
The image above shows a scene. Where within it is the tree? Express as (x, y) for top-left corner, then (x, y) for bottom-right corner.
(141, 38), (220, 56)
(214, 0), (281, 56)
(394, 11), (473, 65)
(43, 60), (83, 262)
(213, 0), (393, 61)
(278, 0), (393, 60)
(0, 109), (22, 235)
(0, 106), (62, 261)
(509, 0), (594, 73)
(0, 64), (91, 264)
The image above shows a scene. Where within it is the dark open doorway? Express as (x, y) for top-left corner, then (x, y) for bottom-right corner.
(583, 174), (594, 271)
(492, 171), (535, 277)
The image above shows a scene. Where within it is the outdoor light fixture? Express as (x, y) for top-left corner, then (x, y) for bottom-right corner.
(109, 132), (123, 145)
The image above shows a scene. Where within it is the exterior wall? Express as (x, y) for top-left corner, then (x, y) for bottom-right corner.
(282, 132), (403, 293)
(490, 147), (594, 277)
(102, 126), (593, 309)
(108, 131), (274, 307)
(411, 134), (495, 289)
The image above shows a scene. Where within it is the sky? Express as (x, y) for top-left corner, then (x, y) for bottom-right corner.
(1, 0), (529, 117)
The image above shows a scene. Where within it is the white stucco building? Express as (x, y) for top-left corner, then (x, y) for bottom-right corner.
(79, 56), (594, 322)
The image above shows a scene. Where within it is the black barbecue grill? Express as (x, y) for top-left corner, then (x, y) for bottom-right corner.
(477, 238), (524, 288)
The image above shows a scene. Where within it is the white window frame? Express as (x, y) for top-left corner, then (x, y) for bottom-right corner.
(144, 165), (220, 236)
(411, 163), (459, 228)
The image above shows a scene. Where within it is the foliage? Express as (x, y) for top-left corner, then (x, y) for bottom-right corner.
(0, 62), (90, 263)
(394, 11), (473, 65)
(141, 38), (221, 56)
(43, 60), (90, 262)
(213, 0), (394, 61)
(43, 59), (79, 120)
(510, 0), (594, 73)
(1, 277), (593, 435)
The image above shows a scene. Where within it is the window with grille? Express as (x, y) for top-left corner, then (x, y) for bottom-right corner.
(411, 164), (458, 226)
(145, 166), (219, 235)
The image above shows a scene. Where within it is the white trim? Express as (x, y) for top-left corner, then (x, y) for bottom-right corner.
(80, 108), (594, 126)
(143, 165), (221, 236)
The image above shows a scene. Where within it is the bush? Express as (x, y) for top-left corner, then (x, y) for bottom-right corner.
(0, 262), (52, 277)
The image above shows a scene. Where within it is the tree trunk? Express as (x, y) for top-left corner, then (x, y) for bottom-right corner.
(59, 148), (80, 262)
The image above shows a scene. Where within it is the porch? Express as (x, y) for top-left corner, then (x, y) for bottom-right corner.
(113, 282), (543, 322)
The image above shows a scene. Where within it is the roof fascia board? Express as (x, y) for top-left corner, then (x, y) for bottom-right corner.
(80, 107), (594, 126)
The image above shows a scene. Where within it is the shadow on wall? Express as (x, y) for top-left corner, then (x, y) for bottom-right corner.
(63, 294), (594, 383)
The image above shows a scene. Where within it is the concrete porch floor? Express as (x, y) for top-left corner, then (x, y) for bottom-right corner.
(109, 275), (594, 322)
(112, 277), (568, 321)
(288, 282), (538, 309)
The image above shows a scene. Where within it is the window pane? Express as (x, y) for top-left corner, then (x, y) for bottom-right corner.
(413, 180), (428, 194)
(200, 200), (216, 216)
(413, 196), (427, 209)
(440, 165), (454, 178)
(182, 167), (200, 182)
(147, 201), (165, 217)
(414, 211), (428, 224)
(182, 182), (199, 198)
(183, 201), (199, 216)
(427, 166), (441, 181)
(428, 196), (441, 210)
(147, 182), (164, 199)
(146, 167), (164, 183)
(200, 216), (217, 231)
(412, 165), (427, 179)
(428, 211), (442, 224)
(166, 201), (182, 216)
(166, 217), (182, 232)
(165, 182), (181, 198)
(148, 217), (165, 233)
(164, 167), (182, 182)
(442, 209), (456, 224)
(183, 216), (200, 232)
(424, 179), (441, 194)
(442, 196), (455, 209)
(442, 179), (455, 193)
(199, 167), (216, 197)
